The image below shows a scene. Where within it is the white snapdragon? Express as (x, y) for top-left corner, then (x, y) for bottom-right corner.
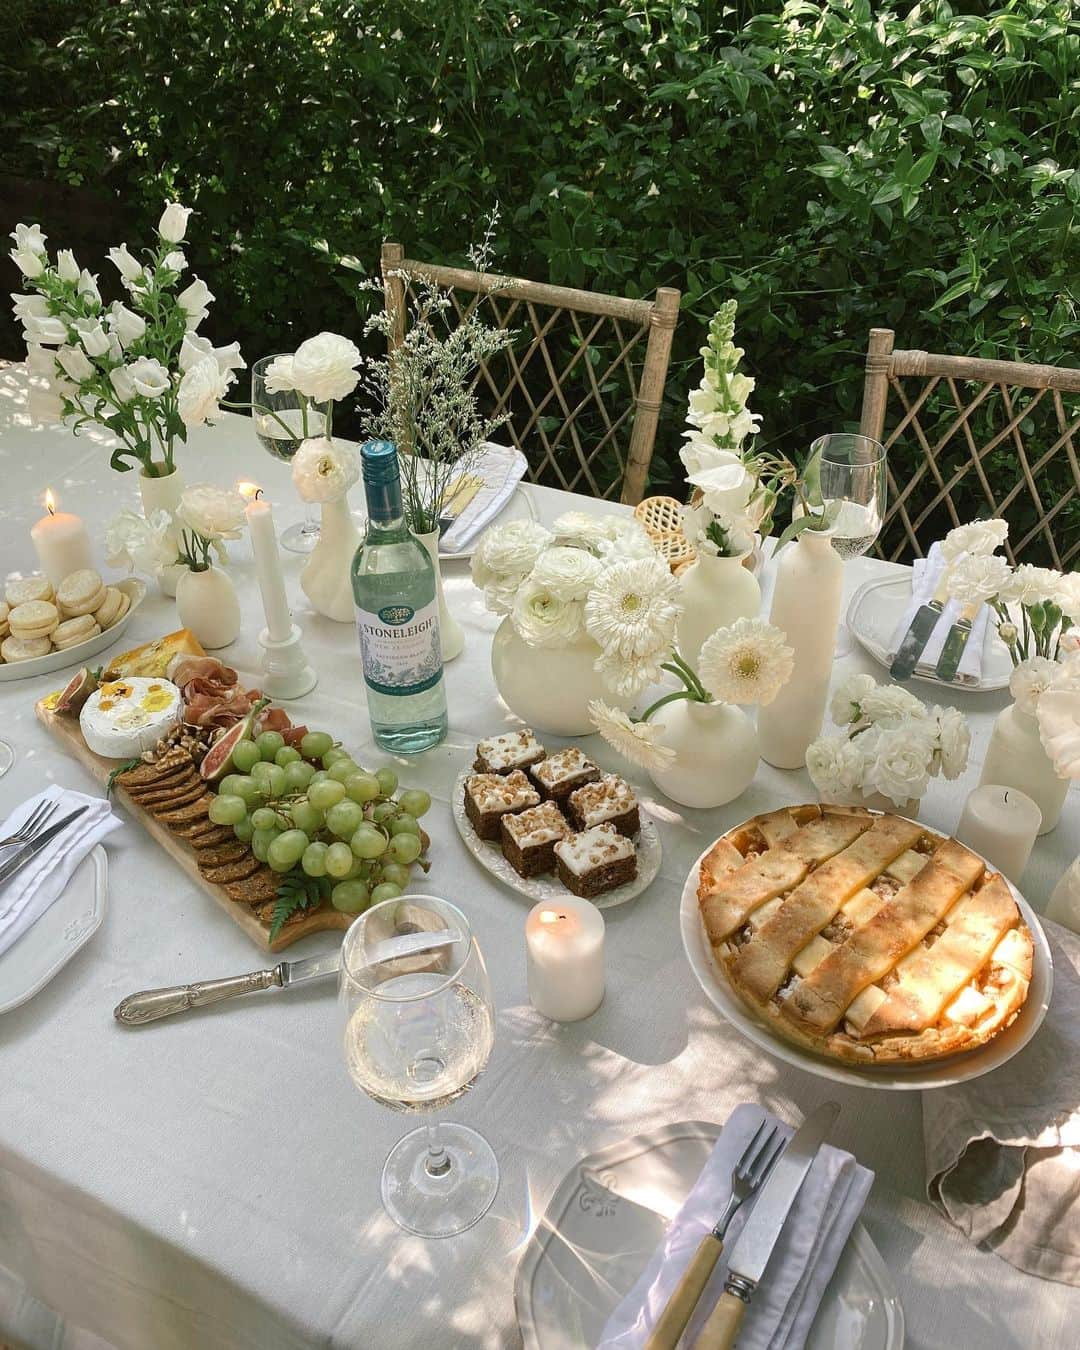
(23, 313), (67, 345)
(108, 243), (145, 284)
(73, 316), (111, 357)
(107, 302), (146, 347)
(177, 277), (214, 329)
(56, 249), (80, 283)
(56, 345), (95, 383)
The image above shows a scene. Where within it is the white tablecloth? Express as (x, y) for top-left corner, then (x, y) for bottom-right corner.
(0, 364), (1077, 1350)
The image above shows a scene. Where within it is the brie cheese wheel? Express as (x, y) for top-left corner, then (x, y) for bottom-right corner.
(80, 677), (182, 759)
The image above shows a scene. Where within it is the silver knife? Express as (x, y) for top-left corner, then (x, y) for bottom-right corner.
(0, 807), (90, 890)
(693, 1101), (840, 1350)
(889, 573), (950, 680)
(934, 600), (979, 683)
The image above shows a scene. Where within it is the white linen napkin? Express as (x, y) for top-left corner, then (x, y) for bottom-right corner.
(597, 1103), (873, 1350)
(924, 917), (1080, 1286)
(440, 442), (529, 553)
(0, 786), (122, 961)
(886, 541), (991, 685)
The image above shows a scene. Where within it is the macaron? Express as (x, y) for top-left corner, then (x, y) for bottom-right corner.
(57, 569), (106, 617)
(9, 599), (60, 641)
(1, 634), (52, 662)
(52, 613), (99, 648)
(93, 586), (125, 629)
(5, 575), (54, 608)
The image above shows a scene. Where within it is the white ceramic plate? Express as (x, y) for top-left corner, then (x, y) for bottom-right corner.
(0, 578), (146, 683)
(452, 768), (661, 909)
(515, 1120), (903, 1350)
(846, 576), (1012, 692)
(679, 814), (1053, 1091)
(0, 845), (107, 1013)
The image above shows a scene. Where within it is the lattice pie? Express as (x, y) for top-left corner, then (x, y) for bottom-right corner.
(697, 804), (1033, 1064)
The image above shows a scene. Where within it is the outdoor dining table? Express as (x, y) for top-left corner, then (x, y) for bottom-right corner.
(0, 361), (1077, 1350)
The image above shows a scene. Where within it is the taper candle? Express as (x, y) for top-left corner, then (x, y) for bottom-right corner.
(30, 488), (93, 587)
(240, 484), (293, 643)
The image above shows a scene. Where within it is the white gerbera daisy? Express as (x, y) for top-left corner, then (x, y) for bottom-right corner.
(584, 557), (682, 660)
(588, 700), (676, 772)
(697, 617), (794, 707)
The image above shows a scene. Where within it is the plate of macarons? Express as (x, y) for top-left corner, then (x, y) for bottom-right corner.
(452, 729), (661, 909)
(0, 570), (146, 681)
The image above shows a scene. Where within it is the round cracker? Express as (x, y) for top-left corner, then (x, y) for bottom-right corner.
(52, 613), (97, 645)
(2, 634), (52, 662)
(60, 585), (107, 618)
(53, 620), (101, 650)
(112, 591), (132, 623)
(56, 568), (104, 610)
(9, 599), (59, 634)
(93, 587), (124, 628)
(5, 576), (54, 608)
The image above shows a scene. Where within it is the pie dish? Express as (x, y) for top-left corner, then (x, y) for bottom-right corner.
(696, 804), (1034, 1066)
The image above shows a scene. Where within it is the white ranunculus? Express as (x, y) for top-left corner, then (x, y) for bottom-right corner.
(290, 331), (361, 403)
(860, 684), (928, 729)
(73, 317), (111, 357)
(1056, 571), (1080, 624)
(829, 671), (878, 726)
(105, 508), (176, 573)
(107, 301), (146, 347)
(1000, 563), (1061, 607)
(262, 353), (296, 394)
(178, 277), (214, 329)
(868, 726), (933, 805)
(128, 356), (171, 399)
(110, 365), (136, 404)
(178, 484), (247, 541)
(291, 436), (360, 503)
(56, 345), (94, 383)
(11, 292), (48, 321)
(158, 201), (192, 244)
(108, 243), (145, 283)
(10, 223), (47, 255)
(941, 518), (1009, 562)
(932, 705), (971, 780)
(806, 735), (867, 801)
(11, 249), (44, 278)
(78, 269), (100, 303)
(550, 511), (620, 549)
(179, 332), (245, 374)
(529, 545), (602, 601)
(23, 313), (68, 345)
(163, 250), (186, 273)
(511, 579), (585, 647)
(598, 519), (658, 561)
(474, 520), (553, 582)
(945, 552), (1011, 606)
(177, 354), (232, 426)
(56, 249), (79, 282)
(1009, 656), (1059, 716)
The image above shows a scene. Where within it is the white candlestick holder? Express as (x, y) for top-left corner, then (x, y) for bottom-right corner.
(258, 623), (317, 700)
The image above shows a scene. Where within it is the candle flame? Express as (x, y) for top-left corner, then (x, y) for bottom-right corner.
(539, 911), (564, 925)
(44, 488), (56, 515)
(237, 480), (263, 501)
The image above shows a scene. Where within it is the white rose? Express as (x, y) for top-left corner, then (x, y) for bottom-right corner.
(23, 313), (68, 345)
(11, 292), (48, 321)
(72, 317), (111, 357)
(178, 484), (247, 540)
(110, 365), (136, 403)
(158, 202), (192, 243)
(1000, 563), (1061, 607)
(1009, 656), (1059, 716)
(941, 518), (1009, 562)
(10, 223), (47, 256)
(868, 726), (932, 805)
(829, 672), (878, 726)
(860, 684), (928, 729)
(1056, 571), (1080, 624)
(474, 520), (553, 580)
(290, 332), (361, 403)
(932, 705), (970, 780)
(107, 302), (146, 347)
(56, 345), (94, 383)
(945, 552), (1011, 606)
(108, 243), (145, 284)
(78, 269), (100, 303)
(806, 735), (866, 800)
(511, 579), (585, 647)
(56, 249), (79, 283)
(529, 545), (602, 601)
(179, 333), (246, 375)
(128, 356), (171, 399)
(291, 436), (360, 503)
(178, 277), (214, 329)
(177, 355), (232, 426)
(263, 353), (296, 394)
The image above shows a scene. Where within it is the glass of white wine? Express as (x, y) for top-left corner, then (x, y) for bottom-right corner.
(251, 354), (329, 554)
(340, 894), (499, 1238)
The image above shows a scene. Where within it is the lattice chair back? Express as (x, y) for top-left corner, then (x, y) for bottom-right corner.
(859, 327), (1080, 568)
(381, 243), (680, 505)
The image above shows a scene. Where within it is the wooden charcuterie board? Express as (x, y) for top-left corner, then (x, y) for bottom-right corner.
(36, 699), (351, 951)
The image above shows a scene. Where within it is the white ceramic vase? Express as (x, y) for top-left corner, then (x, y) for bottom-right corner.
(300, 495), (362, 624)
(415, 528), (464, 662)
(491, 618), (625, 736)
(648, 700), (759, 809)
(821, 789), (921, 815)
(979, 700), (1068, 835)
(175, 565), (241, 650)
(676, 551), (761, 664)
(759, 530), (844, 770)
(138, 464), (184, 598)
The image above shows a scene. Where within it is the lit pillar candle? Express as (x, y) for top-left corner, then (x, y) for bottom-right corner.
(240, 483), (293, 643)
(525, 898), (605, 1022)
(30, 489), (93, 587)
(956, 784), (1042, 883)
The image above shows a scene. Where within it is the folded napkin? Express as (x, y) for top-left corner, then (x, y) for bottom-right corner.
(886, 541), (991, 685)
(0, 786), (122, 961)
(597, 1104), (874, 1350)
(440, 442), (529, 553)
(924, 917), (1080, 1285)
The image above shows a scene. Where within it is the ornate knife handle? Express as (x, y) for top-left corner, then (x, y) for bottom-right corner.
(114, 968), (281, 1026)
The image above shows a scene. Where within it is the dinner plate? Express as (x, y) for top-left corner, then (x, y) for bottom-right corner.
(515, 1120), (903, 1350)
(679, 813), (1053, 1091)
(452, 768), (661, 909)
(351, 483), (536, 562)
(0, 845), (107, 1013)
(846, 576), (1012, 692)
(0, 578), (146, 683)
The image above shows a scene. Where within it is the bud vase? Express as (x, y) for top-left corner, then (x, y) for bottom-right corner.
(491, 618), (626, 736)
(648, 700), (759, 808)
(175, 565), (241, 650)
(300, 495), (362, 623)
(979, 701), (1068, 835)
(759, 530), (843, 769)
(138, 464), (184, 597)
(414, 529), (464, 662)
(676, 551), (761, 665)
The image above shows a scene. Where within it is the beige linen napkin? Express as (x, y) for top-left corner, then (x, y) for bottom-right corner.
(886, 541), (991, 684)
(440, 443), (529, 552)
(924, 917), (1080, 1284)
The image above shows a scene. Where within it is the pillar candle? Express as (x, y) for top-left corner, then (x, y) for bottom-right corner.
(955, 784), (1042, 883)
(242, 487), (293, 643)
(30, 489), (93, 587)
(525, 897), (605, 1022)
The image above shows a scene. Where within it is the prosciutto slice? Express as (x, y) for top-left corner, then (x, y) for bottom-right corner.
(168, 655), (307, 742)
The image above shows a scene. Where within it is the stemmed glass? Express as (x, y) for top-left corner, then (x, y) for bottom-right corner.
(251, 354), (329, 554)
(340, 895), (499, 1238)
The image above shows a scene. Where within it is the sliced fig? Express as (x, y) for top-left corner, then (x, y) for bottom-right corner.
(54, 667), (99, 715)
(199, 698), (269, 782)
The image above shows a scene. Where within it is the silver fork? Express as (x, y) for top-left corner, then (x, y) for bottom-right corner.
(645, 1121), (785, 1350)
(0, 800), (57, 851)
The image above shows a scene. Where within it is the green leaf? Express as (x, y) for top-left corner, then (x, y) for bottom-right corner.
(268, 869), (331, 942)
(871, 181), (902, 205)
(909, 152), (938, 186)
(931, 277), (975, 310)
(106, 759), (141, 796)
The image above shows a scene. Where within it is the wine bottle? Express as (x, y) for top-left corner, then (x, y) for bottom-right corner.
(351, 441), (448, 754)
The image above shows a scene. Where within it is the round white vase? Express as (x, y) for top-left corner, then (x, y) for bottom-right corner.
(676, 552), (761, 664)
(300, 495), (362, 624)
(820, 789), (921, 815)
(491, 618), (624, 736)
(138, 465), (184, 597)
(759, 530), (844, 770)
(979, 700), (1068, 835)
(175, 566), (241, 650)
(415, 528), (464, 662)
(648, 700), (759, 809)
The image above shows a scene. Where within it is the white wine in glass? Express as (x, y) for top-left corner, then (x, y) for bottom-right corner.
(251, 353), (328, 555)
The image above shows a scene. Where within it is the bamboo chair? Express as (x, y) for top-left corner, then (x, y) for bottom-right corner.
(381, 243), (680, 505)
(859, 327), (1080, 568)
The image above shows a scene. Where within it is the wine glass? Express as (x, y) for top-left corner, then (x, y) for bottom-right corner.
(0, 742), (13, 778)
(340, 894), (499, 1238)
(251, 354), (329, 554)
(811, 433), (887, 655)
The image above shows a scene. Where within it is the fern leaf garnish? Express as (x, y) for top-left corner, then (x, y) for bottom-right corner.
(267, 869), (331, 942)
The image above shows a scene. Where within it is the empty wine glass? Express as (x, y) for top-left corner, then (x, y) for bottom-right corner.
(251, 354), (329, 554)
(340, 894), (499, 1238)
(0, 741), (13, 778)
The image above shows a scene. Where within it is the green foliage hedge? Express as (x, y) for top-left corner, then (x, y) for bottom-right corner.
(3, 0), (1079, 546)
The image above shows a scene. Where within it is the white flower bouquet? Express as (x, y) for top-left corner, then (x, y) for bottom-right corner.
(10, 204), (243, 478)
(807, 673), (971, 808)
(175, 483), (246, 572)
